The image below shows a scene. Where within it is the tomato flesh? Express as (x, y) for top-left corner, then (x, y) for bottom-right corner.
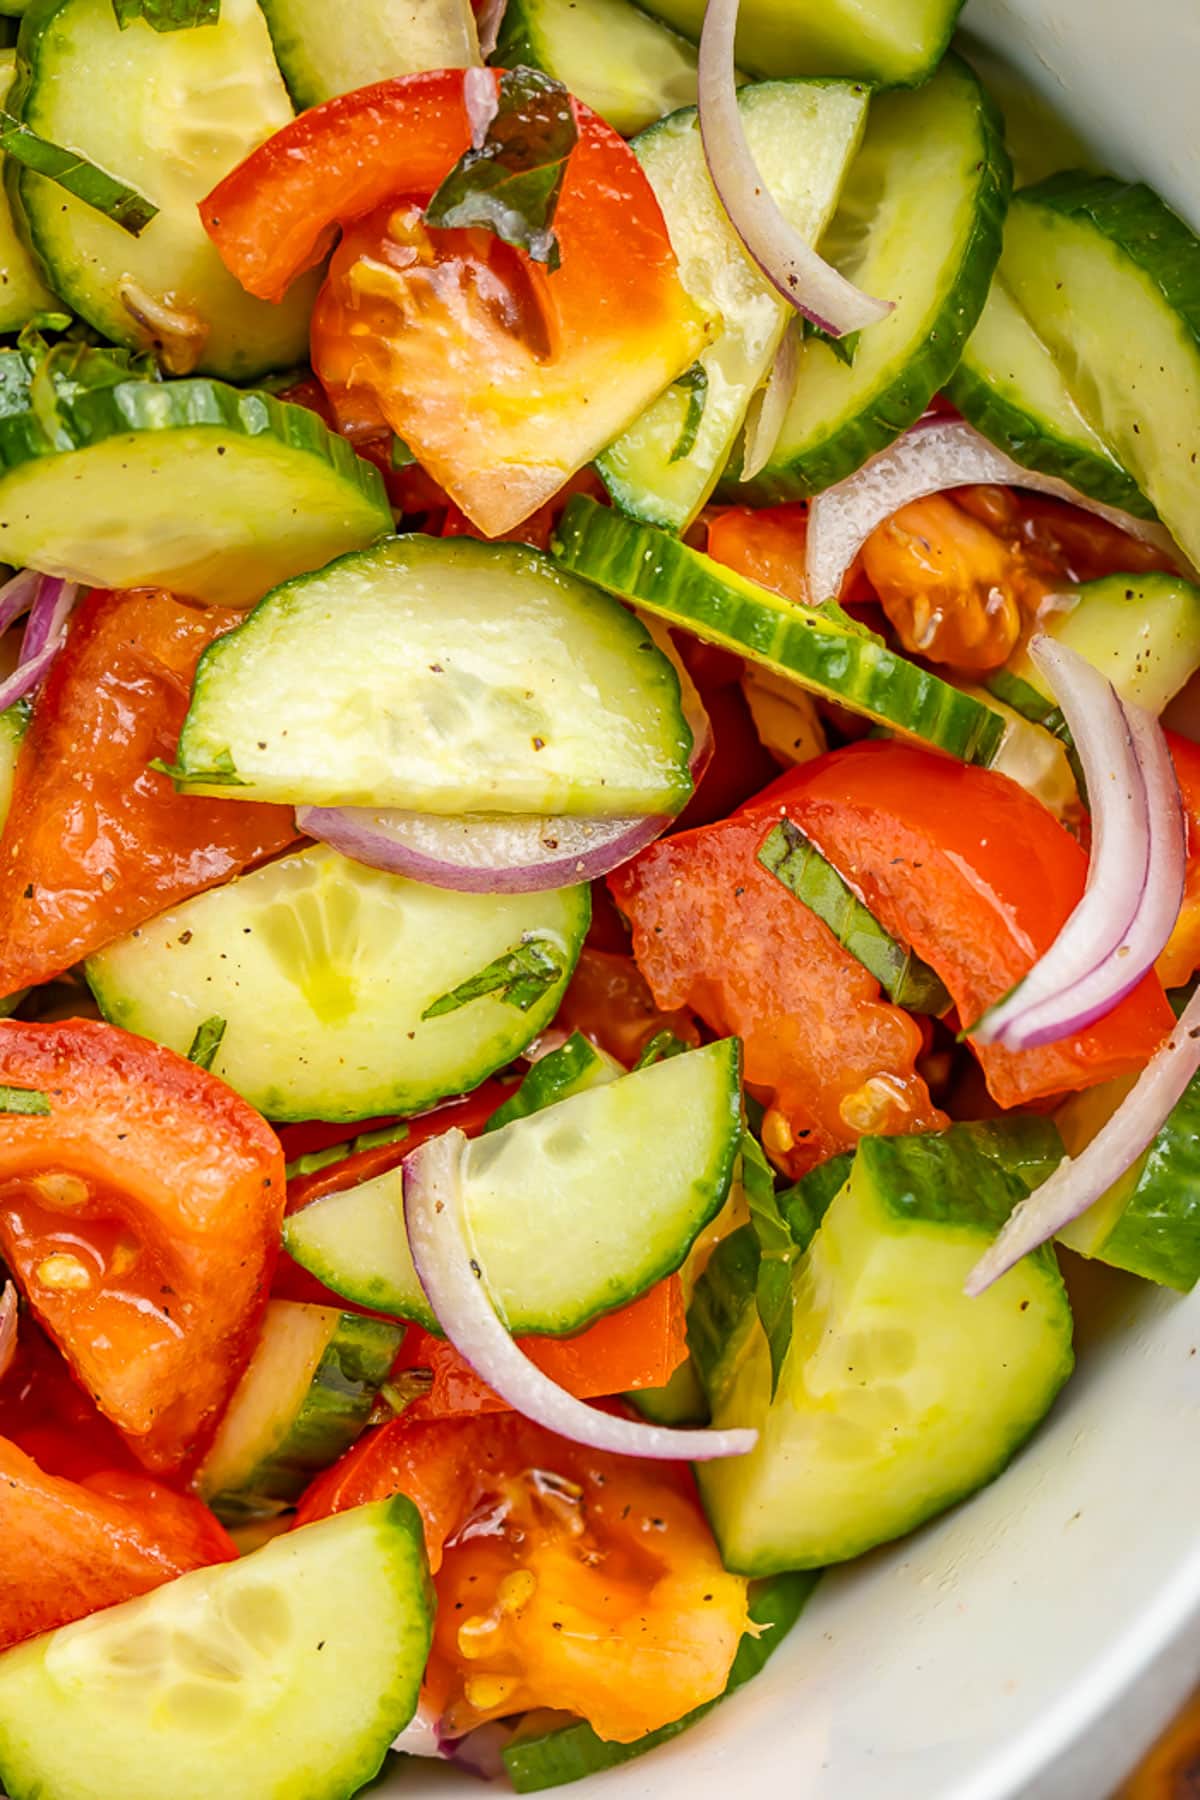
(0, 587), (297, 995)
(0, 1020), (285, 1472)
(552, 948), (700, 1068)
(1158, 730), (1200, 991)
(296, 1413), (746, 1742)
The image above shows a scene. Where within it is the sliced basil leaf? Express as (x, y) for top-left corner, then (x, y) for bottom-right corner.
(0, 113), (158, 236)
(149, 749), (247, 787)
(186, 1016), (226, 1071)
(422, 934), (567, 1020)
(284, 1123), (409, 1182)
(425, 67), (577, 271)
(667, 364), (709, 464)
(112, 0), (221, 28)
(0, 1086), (50, 1116)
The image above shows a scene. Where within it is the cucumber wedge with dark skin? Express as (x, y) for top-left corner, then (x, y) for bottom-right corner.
(552, 496), (1007, 764)
(731, 54), (1011, 503)
(631, 0), (964, 87)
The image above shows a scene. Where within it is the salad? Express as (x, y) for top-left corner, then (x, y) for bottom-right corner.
(0, 0), (1196, 1794)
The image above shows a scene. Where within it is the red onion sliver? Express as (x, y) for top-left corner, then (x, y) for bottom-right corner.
(696, 0), (891, 338)
(966, 985), (1200, 1296)
(403, 1128), (758, 1463)
(463, 64), (499, 146)
(0, 1280), (17, 1383)
(392, 1706), (443, 1760)
(473, 0), (507, 59)
(0, 578), (79, 712)
(740, 323), (799, 482)
(805, 420), (1188, 604)
(0, 568), (40, 640)
(970, 638), (1154, 1049)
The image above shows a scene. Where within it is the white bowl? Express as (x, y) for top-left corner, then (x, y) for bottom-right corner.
(390, 7), (1200, 1795)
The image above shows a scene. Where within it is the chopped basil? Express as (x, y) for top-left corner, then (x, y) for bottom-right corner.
(803, 317), (860, 367)
(186, 1015), (227, 1071)
(390, 435), (415, 470)
(284, 1122), (409, 1182)
(633, 1028), (692, 1070)
(112, 0), (221, 27)
(18, 327), (158, 453)
(421, 934), (567, 1020)
(149, 748), (247, 787)
(0, 113), (158, 237)
(0, 1086), (50, 1116)
(424, 66), (577, 271)
(741, 1130), (794, 1396)
(667, 363), (709, 464)
(757, 819), (951, 1016)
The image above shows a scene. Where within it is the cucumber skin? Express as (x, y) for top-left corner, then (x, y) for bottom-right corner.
(493, 0), (697, 138)
(734, 56), (1011, 503)
(501, 1568), (819, 1792)
(553, 497), (1006, 766)
(634, 0), (964, 88)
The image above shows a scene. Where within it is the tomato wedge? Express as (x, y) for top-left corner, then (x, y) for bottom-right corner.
(0, 1436), (236, 1651)
(756, 740), (1174, 1106)
(0, 587), (297, 996)
(387, 1276), (686, 1423)
(0, 1312), (134, 1482)
(610, 818), (943, 1176)
(202, 70), (706, 535)
(296, 1412), (746, 1743)
(552, 948), (700, 1068)
(0, 1020), (284, 1472)
(1158, 730), (1200, 991)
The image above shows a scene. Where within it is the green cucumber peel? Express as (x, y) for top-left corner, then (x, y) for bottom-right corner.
(501, 1567), (819, 1792)
(757, 818), (952, 1014)
(425, 66), (577, 271)
(483, 1030), (606, 1132)
(284, 1123), (410, 1183)
(186, 1015), (226, 1071)
(150, 748), (248, 788)
(421, 933), (568, 1020)
(741, 1128), (794, 1396)
(112, 0), (220, 26)
(0, 112), (157, 236)
(668, 363), (709, 464)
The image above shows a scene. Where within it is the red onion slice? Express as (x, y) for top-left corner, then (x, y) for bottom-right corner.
(297, 805), (672, 894)
(806, 420), (1187, 604)
(966, 985), (1200, 1295)
(403, 1128), (757, 1462)
(392, 1706), (443, 1760)
(463, 64), (499, 145)
(473, 0), (507, 59)
(696, 0), (891, 337)
(740, 324), (799, 482)
(0, 568), (40, 640)
(0, 1280), (16, 1383)
(0, 577), (79, 711)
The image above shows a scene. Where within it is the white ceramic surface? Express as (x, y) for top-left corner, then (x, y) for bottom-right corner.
(389, 8), (1200, 1797)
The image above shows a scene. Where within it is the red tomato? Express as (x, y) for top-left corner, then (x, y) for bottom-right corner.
(610, 816), (943, 1176)
(1158, 730), (1200, 990)
(707, 503), (812, 605)
(0, 1020), (284, 1472)
(0, 1313), (134, 1482)
(552, 948), (700, 1068)
(675, 680), (779, 831)
(0, 588), (297, 995)
(387, 1276), (686, 1423)
(759, 740), (1174, 1106)
(0, 1436), (236, 1650)
(295, 1412), (746, 1743)
(202, 71), (704, 536)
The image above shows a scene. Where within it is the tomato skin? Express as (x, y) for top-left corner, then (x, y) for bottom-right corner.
(0, 1020), (285, 1472)
(610, 819), (943, 1176)
(0, 1314), (134, 1481)
(552, 948), (700, 1068)
(0, 1436), (235, 1650)
(756, 740), (1174, 1105)
(0, 588), (297, 995)
(296, 1412), (746, 1743)
(1158, 731), (1200, 991)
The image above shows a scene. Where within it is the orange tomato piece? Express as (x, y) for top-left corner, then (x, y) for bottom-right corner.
(552, 948), (700, 1068)
(1158, 730), (1200, 990)
(0, 588), (297, 995)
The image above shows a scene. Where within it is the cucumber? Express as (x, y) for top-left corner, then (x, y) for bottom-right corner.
(502, 1567), (819, 1792)
(0, 373), (391, 603)
(998, 573), (1200, 717)
(0, 49), (56, 331)
(173, 535), (693, 817)
(482, 1029), (622, 1133)
(0, 1500), (433, 1800)
(999, 175), (1200, 567)
(961, 39), (1101, 189)
(493, 0), (697, 137)
(260, 0), (480, 110)
(598, 79), (868, 531)
(553, 496), (1006, 764)
(86, 843), (590, 1122)
(197, 1302), (405, 1520)
(947, 276), (1150, 517)
(0, 699), (27, 830)
(284, 1040), (742, 1334)
(735, 55), (1010, 503)
(697, 1125), (1075, 1573)
(633, 0), (963, 86)
(1056, 1074), (1200, 1292)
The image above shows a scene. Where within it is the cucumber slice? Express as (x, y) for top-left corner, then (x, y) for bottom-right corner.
(198, 1302), (405, 1520)
(553, 496), (1006, 764)
(1056, 1075), (1200, 1292)
(260, 0), (480, 110)
(482, 1029), (622, 1133)
(0, 374), (391, 603)
(697, 1126), (1074, 1573)
(0, 50), (56, 331)
(284, 1040), (742, 1334)
(947, 276), (1150, 517)
(502, 1567), (819, 1792)
(1000, 573), (1200, 716)
(0, 1500), (433, 1800)
(633, 0), (963, 86)
(86, 843), (589, 1122)
(999, 175), (1200, 566)
(598, 79), (868, 531)
(9, 0), (319, 381)
(736, 55), (1010, 502)
(173, 534), (692, 816)
(494, 0), (696, 137)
